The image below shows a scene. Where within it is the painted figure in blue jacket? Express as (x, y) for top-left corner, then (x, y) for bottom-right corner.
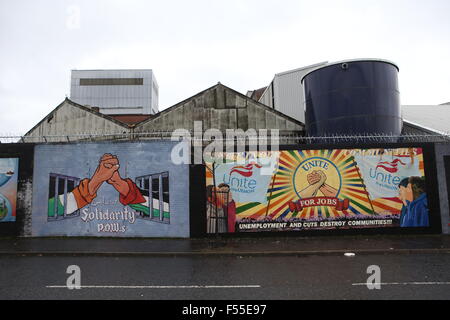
(398, 176), (429, 227)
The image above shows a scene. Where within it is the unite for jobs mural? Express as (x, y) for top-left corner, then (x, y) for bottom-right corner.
(205, 147), (430, 233)
(0, 158), (19, 222)
(32, 142), (189, 237)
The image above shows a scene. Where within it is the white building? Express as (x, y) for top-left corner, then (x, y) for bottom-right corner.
(70, 69), (159, 115)
(257, 62), (328, 123)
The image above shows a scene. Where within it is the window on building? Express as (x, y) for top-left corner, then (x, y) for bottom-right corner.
(79, 78), (144, 86)
(48, 173), (81, 221)
(135, 172), (170, 223)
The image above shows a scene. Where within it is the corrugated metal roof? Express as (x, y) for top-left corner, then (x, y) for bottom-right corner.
(402, 105), (450, 134)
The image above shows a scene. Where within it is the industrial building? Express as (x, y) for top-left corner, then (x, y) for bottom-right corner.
(23, 61), (450, 142)
(251, 59), (449, 137)
(253, 61), (328, 123)
(24, 83), (304, 143)
(70, 69), (159, 115)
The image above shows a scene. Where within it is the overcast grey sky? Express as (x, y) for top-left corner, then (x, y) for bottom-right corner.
(1, 0), (449, 135)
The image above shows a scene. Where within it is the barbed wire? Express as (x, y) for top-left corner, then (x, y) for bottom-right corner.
(1, 131), (449, 144)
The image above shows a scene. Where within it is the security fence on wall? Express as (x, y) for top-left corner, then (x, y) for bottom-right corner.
(2, 131), (450, 144)
(0, 134), (449, 237)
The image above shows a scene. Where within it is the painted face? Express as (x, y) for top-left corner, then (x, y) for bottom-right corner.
(398, 186), (408, 205)
(399, 184), (414, 205)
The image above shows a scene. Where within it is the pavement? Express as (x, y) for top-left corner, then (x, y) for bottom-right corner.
(0, 234), (449, 257)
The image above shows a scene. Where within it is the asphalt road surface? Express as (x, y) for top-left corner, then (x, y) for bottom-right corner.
(0, 253), (449, 300)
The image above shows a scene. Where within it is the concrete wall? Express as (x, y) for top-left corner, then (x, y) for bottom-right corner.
(0, 141), (448, 237)
(25, 100), (129, 143)
(434, 143), (450, 234)
(0, 141), (191, 238)
(31, 141), (190, 238)
(135, 84), (304, 134)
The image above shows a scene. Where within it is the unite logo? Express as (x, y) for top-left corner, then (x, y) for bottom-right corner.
(230, 163), (262, 177)
(376, 158), (406, 173)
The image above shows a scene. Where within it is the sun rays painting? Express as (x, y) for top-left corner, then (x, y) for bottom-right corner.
(205, 147), (427, 233)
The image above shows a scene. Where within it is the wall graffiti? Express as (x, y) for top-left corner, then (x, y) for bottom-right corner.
(32, 142), (189, 237)
(205, 147), (430, 233)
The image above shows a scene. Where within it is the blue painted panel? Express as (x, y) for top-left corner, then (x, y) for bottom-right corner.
(31, 141), (190, 237)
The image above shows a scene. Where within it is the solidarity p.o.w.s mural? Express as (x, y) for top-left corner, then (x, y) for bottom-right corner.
(205, 147), (429, 233)
(32, 142), (190, 237)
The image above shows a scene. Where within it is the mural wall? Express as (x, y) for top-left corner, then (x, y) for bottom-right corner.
(0, 158), (19, 222)
(32, 141), (190, 237)
(205, 147), (431, 233)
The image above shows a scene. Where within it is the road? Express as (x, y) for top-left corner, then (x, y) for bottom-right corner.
(0, 253), (449, 300)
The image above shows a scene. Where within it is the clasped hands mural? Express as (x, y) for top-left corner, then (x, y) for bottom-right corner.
(48, 153), (148, 218)
(31, 142), (184, 237)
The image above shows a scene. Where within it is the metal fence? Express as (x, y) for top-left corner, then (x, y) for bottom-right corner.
(1, 131), (450, 144)
(206, 189), (230, 234)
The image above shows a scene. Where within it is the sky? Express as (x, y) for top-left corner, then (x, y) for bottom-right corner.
(0, 0), (449, 136)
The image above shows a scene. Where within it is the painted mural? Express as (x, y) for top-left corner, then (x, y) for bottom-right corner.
(205, 147), (429, 233)
(32, 142), (189, 237)
(0, 158), (19, 222)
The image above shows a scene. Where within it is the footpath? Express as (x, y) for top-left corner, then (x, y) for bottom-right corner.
(0, 234), (449, 257)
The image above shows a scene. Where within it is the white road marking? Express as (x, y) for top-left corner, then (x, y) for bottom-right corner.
(46, 285), (261, 289)
(344, 253), (356, 257)
(352, 282), (450, 286)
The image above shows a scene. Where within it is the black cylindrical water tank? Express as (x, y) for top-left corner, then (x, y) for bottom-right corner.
(301, 59), (401, 136)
